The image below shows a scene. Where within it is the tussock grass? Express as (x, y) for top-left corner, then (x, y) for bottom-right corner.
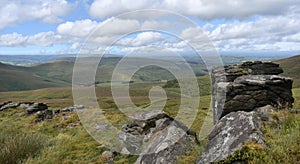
(0, 132), (48, 164)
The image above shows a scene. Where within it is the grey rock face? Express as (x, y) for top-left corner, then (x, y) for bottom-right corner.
(254, 105), (275, 121)
(0, 101), (12, 109)
(24, 102), (48, 114)
(118, 110), (199, 164)
(212, 61), (293, 123)
(199, 61), (294, 163)
(36, 110), (54, 122)
(212, 61), (283, 83)
(197, 111), (265, 164)
(0, 101), (20, 111)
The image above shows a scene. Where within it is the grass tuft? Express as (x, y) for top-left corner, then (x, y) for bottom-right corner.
(0, 132), (48, 164)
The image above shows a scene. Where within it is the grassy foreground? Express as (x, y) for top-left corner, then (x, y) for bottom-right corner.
(0, 75), (299, 163)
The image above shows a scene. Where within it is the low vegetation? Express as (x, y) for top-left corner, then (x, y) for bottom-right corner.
(0, 62), (300, 163)
(216, 110), (300, 164)
(0, 132), (48, 164)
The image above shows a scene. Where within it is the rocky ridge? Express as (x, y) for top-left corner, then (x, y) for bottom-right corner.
(198, 61), (294, 163)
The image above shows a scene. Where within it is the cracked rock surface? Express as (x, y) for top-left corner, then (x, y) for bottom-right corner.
(118, 110), (199, 164)
(197, 111), (265, 164)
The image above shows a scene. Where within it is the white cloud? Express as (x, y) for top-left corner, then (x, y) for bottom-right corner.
(89, 0), (157, 19)
(94, 17), (140, 37)
(0, 33), (27, 46)
(0, 32), (63, 47)
(2, 1), (300, 54)
(209, 15), (300, 41)
(283, 33), (300, 42)
(141, 20), (172, 30)
(57, 19), (99, 37)
(27, 31), (62, 46)
(89, 0), (300, 20)
(176, 12), (300, 52)
(118, 32), (164, 46)
(0, 0), (73, 29)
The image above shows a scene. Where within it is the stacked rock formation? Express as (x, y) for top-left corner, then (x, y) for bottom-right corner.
(118, 110), (199, 164)
(198, 61), (294, 163)
(212, 61), (294, 123)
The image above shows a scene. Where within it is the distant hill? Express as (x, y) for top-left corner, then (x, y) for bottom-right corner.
(0, 62), (65, 91)
(275, 55), (300, 88)
(0, 56), (208, 91)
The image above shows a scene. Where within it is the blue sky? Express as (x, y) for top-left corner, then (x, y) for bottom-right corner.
(0, 0), (300, 56)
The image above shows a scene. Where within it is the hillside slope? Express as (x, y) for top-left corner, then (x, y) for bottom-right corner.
(0, 56), (208, 91)
(0, 63), (65, 91)
(275, 54), (300, 88)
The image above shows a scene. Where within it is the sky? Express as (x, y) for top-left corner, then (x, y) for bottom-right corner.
(0, 0), (300, 56)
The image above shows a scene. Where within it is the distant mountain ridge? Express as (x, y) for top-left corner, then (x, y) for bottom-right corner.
(0, 54), (299, 92)
(0, 56), (207, 91)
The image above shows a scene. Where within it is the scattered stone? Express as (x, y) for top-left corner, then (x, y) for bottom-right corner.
(0, 101), (12, 108)
(291, 109), (300, 114)
(102, 150), (115, 164)
(19, 102), (34, 108)
(94, 124), (109, 130)
(66, 122), (81, 128)
(24, 103), (48, 114)
(118, 110), (199, 164)
(15, 113), (24, 117)
(197, 111), (265, 164)
(255, 105), (275, 121)
(0, 102), (20, 111)
(0, 101), (37, 111)
(61, 105), (85, 112)
(36, 110), (54, 122)
(53, 109), (61, 114)
(102, 150), (113, 157)
(63, 116), (71, 120)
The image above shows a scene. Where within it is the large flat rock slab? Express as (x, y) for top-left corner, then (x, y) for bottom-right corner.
(197, 111), (265, 164)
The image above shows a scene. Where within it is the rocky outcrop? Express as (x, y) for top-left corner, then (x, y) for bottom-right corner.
(0, 101), (85, 124)
(212, 61), (283, 83)
(198, 61), (294, 163)
(214, 75), (294, 122)
(24, 102), (48, 114)
(36, 110), (54, 122)
(0, 101), (48, 114)
(212, 61), (293, 123)
(118, 110), (199, 164)
(197, 111), (265, 163)
(0, 101), (21, 111)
